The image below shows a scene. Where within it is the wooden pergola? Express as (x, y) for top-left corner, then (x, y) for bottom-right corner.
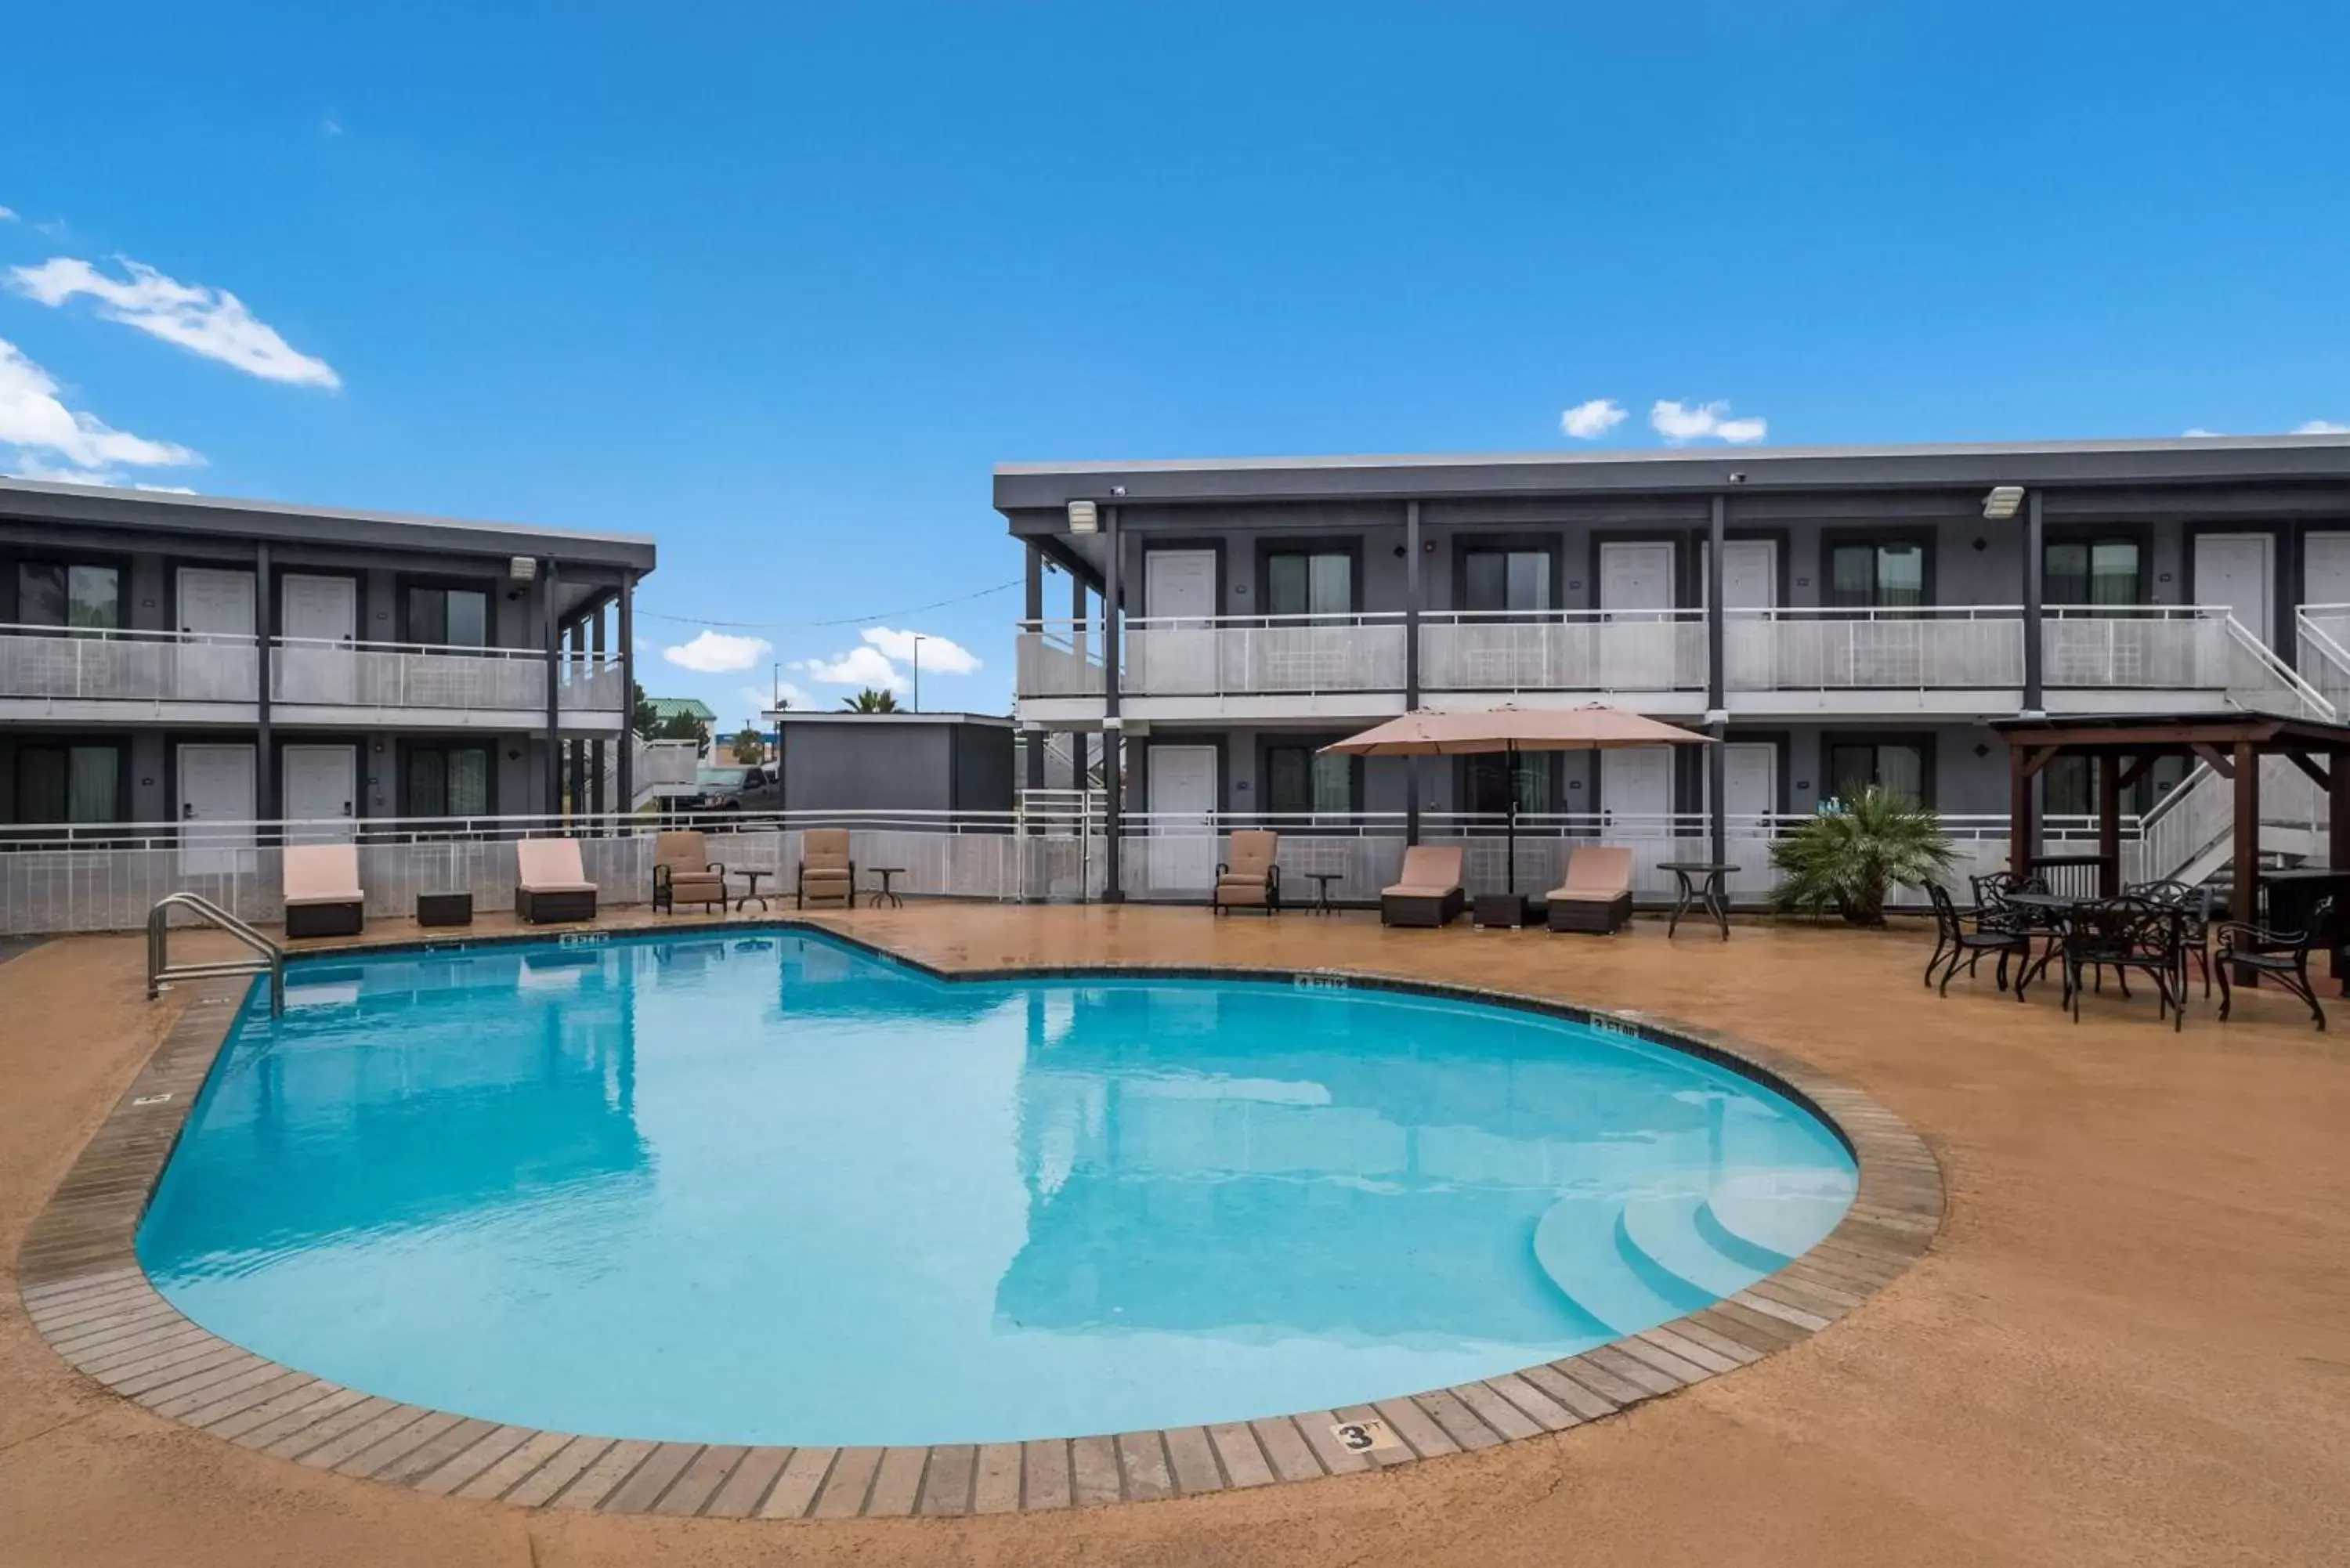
(1992, 712), (2350, 908)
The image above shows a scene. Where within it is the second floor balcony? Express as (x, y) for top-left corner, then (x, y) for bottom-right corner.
(1013, 605), (2327, 721)
(0, 624), (626, 727)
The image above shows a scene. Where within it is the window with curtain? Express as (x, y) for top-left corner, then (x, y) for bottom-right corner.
(1828, 741), (1928, 805)
(2044, 539), (2142, 606)
(406, 585), (490, 646)
(1462, 549), (1553, 612)
(1263, 744), (1353, 815)
(1463, 752), (1553, 816)
(405, 746), (492, 818)
(13, 744), (121, 823)
(16, 562), (121, 630)
(1828, 541), (1926, 609)
(1264, 551), (1351, 616)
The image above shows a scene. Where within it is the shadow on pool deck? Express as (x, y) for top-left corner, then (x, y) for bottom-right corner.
(4, 904), (2348, 1566)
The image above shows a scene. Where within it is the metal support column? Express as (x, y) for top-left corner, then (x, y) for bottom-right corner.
(1405, 500), (1423, 847)
(566, 621), (586, 826)
(1102, 506), (1124, 902)
(1024, 545), (1046, 794)
(589, 605), (607, 823)
(2023, 490), (2045, 715)
(1707, 494), (1728, 868)
(616, 572), (635, 817)
(542, 560), (562, 818)
(254, 542), (274, 831)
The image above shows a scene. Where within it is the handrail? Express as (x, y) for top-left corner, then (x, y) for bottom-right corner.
(2222, 613), (2336, 721)
(146, 892), (284, 1017)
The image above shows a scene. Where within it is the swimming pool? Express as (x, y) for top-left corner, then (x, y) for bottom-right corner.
(136, 930), (1856, 1447)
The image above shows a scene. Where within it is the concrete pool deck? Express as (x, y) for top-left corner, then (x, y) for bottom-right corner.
(5, 904), (2348, 1565)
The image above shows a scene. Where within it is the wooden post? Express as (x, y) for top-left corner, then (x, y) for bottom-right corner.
(2233, 740), (2259, 982)
(2096, 755), (2120, 897)
(2008, 742), (2034, 876)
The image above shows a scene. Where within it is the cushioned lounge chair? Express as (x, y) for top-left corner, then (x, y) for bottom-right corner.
(652, 829), (727, 914)
(282, 843), (364, 938)
(797, 827), (855, 909)
(1382, 845), (1466, 928)
(1547, 845), (1633, 934)
(515, 837), (598, 924)
(1213, 829), (1281, 915)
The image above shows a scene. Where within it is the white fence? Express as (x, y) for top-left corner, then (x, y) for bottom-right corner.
(267, 641), (625, 714)
(1124, 615), (1408, 696)
(0, 626), (258, 703)
(1014, 622), (1107, 698)
(1419, 611), (1705, 694)
(1725, 607), (2023, 691)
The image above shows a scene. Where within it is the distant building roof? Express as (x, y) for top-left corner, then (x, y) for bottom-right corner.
(647, 697), (717, 722)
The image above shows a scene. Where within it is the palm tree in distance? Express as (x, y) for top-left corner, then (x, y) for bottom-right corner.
(843, 688), (902, 713)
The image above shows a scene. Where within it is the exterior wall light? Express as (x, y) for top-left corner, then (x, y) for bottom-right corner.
(1983, 485), (2026, 520)
(1067, 500), (1099, 533)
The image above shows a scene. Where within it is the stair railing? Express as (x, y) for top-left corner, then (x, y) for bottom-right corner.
(146, 892), (285, 1017)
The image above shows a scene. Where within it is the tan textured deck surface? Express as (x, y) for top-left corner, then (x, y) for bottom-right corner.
(5, 904), (2350, 1565)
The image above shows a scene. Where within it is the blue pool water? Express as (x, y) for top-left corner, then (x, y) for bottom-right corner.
(137, 930), (1856, 1446)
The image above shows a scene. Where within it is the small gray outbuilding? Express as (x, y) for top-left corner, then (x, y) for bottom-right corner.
(759, 710), (1015, 815)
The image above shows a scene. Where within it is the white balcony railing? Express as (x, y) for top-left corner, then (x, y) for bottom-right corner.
(1124, 613), (1407, 696)
(268, 639), (624, 714)
(1419, 610), (1705, 693)
(2298, 605), (2350, 716)
(1723, 606), (2023, 691)
(0, 624), (259, 703)
(1015, 620), (1107, 698)
(556, 656), (626, 713)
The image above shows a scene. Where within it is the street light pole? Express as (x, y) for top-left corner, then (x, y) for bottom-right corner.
(911, 634), (925, 712)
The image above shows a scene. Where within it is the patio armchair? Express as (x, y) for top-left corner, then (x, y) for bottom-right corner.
(281, 843), (364, 939)
(1546, 846), (1634, 934)
(1381, 845), (1466, 928)
(652, 829), (728, 915)
(2060, 895), (2186, 1030)
(797, 827), (855, 909)
(1213, 829), (1281, 916)
(515, 837), (598, 924)
(1924, 880), (2030, 995)
(2125, 879), (2214, 998)
(2215, 895), (2331, 1031)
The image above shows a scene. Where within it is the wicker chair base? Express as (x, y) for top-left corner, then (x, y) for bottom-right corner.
(1548, 893), (1632, 934)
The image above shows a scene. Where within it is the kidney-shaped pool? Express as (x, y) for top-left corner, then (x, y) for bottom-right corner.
(137, 930), (1855, 1447)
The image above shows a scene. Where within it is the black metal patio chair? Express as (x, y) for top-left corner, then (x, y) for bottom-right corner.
(2061, 895), (2187, 1030)
(2126, 878), (2214, 999)
(2215, 895), (2331, 1032)
(1924, 880), (2033, 996)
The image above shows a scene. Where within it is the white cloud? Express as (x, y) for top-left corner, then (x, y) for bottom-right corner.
(135, 483), (198, 494)
(661, 629), (772, 673)
(9, 256), (342, 388)
(1650, 399), (1769, 445)
(0, 206), (16, 222)
(2182, 428), (2225, 438)
(860, 626), (981, 674)
(2294, 420), (2350, 435)
(1560, 398), (1627, 439)
(321, 117), (345, 138)
(796, 645), (909, 693)
(0, 336), (204, 479)
(744, 680), (816, 713)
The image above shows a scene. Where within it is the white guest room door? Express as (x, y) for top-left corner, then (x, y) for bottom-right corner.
(2193, 534), (2274, 645)
(178, 743), (256, 874)
(282, 744), (357, 842)
(280, 573), (360, 703)
(175, 567), (256, 700)
(2305, 533), (2350, 609)
(1141, 549), (1218, 694)
(1600, 745), (1673, 827)
(1147, 743), (1220, 891)
(1599, 541), (1677, 689)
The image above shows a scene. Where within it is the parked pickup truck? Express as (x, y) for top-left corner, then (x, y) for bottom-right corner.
(682, 763), (781, 814)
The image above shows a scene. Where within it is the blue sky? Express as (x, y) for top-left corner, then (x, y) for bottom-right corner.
(3, 2), (2345, 723)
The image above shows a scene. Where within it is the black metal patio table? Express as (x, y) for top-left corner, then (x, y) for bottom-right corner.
(1658, 862), (1738, 940)
(2001, 890), (2092, 1002)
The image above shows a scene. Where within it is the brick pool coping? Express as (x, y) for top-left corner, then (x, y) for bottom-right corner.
(16, 918), (1943, 1519)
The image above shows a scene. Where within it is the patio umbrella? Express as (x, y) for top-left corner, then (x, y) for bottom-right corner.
(1322, 703), (1714, 893)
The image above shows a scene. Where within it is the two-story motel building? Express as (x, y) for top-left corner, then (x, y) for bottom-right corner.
(999, 435), (2350, 901)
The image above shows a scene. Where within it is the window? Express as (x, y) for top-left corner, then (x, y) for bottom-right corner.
(1827, 740), (1928, 805)
(1463, 752), (1554, 816)
(405, 745), (491, 818)
(13, 744), (121, 823)
(1264, 743), (1354, 815)
(1828, 541), (1926, 609)
(2044, 538), (2142, 606)
(2041, 756), (2149, 818)
(1264, 550), (1351, 616)
(1462, 549), (1553, 612)
(16, 562), (121, 630)
(405, 585), (490, 647)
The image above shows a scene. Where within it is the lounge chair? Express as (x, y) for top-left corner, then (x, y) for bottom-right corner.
(282, 843), (364, 938)
(1382, 845), (1466, 928)
(1547, 846), (1633, 934)
(652, 829), (728, 915)
(797, 827), (855, 909)
(515, 837), (598, 924)
(1213, 829), (1282, 915)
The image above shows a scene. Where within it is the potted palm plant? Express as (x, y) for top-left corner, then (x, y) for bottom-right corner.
(1769, 786), (1958, 927)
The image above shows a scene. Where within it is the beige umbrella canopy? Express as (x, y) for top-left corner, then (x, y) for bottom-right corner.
(1323, 703), (1713, 893)
(1321, 702), (1714, 756)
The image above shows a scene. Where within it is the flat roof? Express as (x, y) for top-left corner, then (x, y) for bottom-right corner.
(765, 709), (1013, 728)
(0, 475), (656, 570)
(993, 432), (2350, 511)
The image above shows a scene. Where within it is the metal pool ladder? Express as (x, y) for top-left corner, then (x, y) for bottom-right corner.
(146, 893), (285, 1017)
